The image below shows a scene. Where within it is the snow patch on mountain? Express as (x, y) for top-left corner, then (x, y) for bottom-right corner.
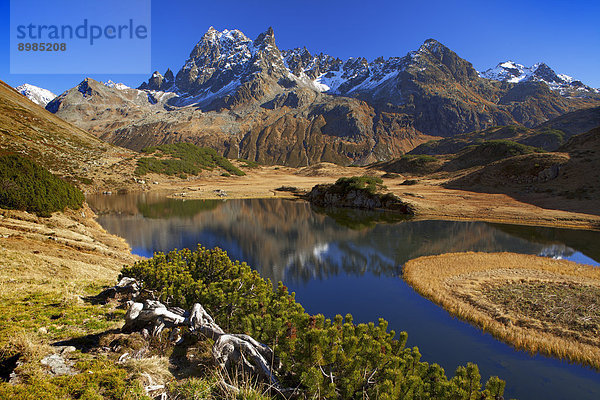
(285, 49), (407, 95)
(479, 61), (548, 84)
(172, 78), (242, 107)
(314, 70), (344, 92)
(15, 84), (56, 106)
(103, 80), (130, 90)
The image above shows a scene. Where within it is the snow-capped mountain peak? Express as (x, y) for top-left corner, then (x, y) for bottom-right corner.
(480, 61), (598, 94)
(479, 61), (530, 83)
(15, 83), (56, 107)
(140, 26), (291, 106)
(136, 27), (598, 110)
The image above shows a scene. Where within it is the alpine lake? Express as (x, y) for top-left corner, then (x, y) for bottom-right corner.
(87, 193), (600, 400)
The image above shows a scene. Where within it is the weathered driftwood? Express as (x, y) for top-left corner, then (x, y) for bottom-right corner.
(122, 293), (289, 394)
(95, 277), (141, 303)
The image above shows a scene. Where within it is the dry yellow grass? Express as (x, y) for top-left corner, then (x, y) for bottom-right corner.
(0, 204), (139, 362)
(403, 252), (600, 369)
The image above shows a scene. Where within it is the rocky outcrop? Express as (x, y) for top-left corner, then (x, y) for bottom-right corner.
(138, 69), (175, 91)
(306, 183), (414, 214)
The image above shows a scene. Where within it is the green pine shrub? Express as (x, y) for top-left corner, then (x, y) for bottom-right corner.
(0, 358), (148, 400)
(135, 143), (245, 177)
(0, 154), (84, 217)
(121, 246), (505, 399)
(332, 176), (386, 195)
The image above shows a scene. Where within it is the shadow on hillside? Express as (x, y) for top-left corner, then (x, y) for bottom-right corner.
(445, 177), (600, 218)
(53, 329), (122, 353)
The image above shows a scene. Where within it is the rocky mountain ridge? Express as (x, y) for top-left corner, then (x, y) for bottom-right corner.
(141, 30), (598, 105)
(46, 27), (600, 166)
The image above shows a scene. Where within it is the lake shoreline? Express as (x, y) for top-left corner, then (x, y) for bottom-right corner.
(98, 166), (600, 231)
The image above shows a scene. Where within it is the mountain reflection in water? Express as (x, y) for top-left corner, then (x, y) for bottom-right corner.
(88, 195), (598, 286)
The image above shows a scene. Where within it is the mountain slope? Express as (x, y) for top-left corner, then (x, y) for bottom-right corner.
(444, 126), (600, 215)
(49, 82), (434, 167)
(47, 27), (600, 166)
(534, 106), (600, 138)
(0, 80), (135, 190)
(409, 107), (600, 155)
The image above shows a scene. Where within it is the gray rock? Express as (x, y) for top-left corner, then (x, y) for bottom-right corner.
(537, 164), (560, 182)
(60, 346), (77, 354)
(40, 354), (74, 376)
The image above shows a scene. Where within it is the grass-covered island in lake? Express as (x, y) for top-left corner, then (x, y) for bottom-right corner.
(404, 252), (600, 370)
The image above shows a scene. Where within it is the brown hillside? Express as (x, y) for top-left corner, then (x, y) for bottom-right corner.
(445, 127), (600, 215)
(0, 80), (136, 191)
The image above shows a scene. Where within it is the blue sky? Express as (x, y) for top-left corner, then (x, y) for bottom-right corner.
(2, 0), (599, 95)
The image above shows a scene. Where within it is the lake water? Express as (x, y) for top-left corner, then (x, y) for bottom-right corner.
(87, 193), (600, 400)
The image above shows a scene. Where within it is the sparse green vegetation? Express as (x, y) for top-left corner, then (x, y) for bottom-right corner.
(0, 154), (84, 217)
(444, 140), (547, 172)
(121, 246), (505, 399)
(465, 140), (546, 156)
(167, 374), (271, 400)
(372, 155), (442, 175)
(482, 125), (529, 137)
(0, 281), (147, 400)
(237, 158), (260, 168)
(135, 143), (245, 177)
(410, 125), (567, 156)
(534, 129), (565, 143)
(0, 287), (123, 348)
(0, 358), (149, 400)
(402, 154), (439, 163)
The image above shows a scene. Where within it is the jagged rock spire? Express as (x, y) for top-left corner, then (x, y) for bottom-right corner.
(254, 26), (276, 49)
